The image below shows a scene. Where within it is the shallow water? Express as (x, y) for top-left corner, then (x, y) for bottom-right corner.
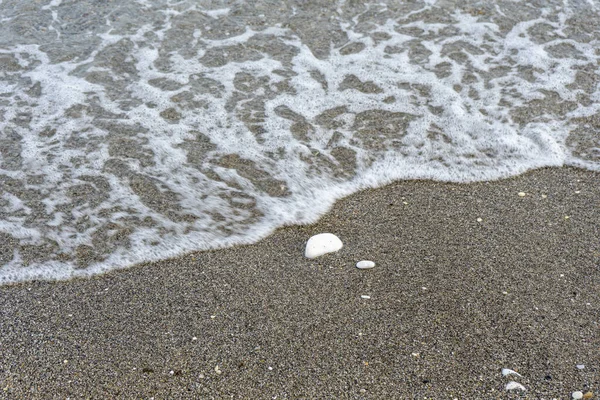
(1, 0), (599, 283)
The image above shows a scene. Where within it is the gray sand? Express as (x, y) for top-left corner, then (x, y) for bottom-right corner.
(1, 167), (599, 399)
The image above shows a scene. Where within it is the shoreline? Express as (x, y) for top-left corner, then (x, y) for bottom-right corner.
(1, 166), (599, 398)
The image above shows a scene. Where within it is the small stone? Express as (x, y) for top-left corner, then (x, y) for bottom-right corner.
(214, 365), (222, 375)
(360, 295), (371, 299)
(518, 192), (526, 197)
(583, 392), (593, 399)
(476, 217), (483, 222)
(268, 366), (273, 371)
(541, 194), (548, 198)
(192, 337), (197, 341)
(576, 364), (585, 370)
(305, 233), (343, 259)
(359, 388), (367, 394)
(505, 381), (526, 391)
(356, 260), (375, 269)
(572, 391), (583, 400)
(198, 373), (205, 379)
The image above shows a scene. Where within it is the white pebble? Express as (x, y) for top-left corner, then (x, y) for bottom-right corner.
(505, 381), (526, 391)
(576, 364), (585, 370)
(360, 295), (371, 299)
(476, 217), (482, 222)
(518, 192), (526, 197)
(572, 391), (583, 399)
(356, 260), (375, 269)
(214, 365), (222, 374)
(304, 233), (343, 259)
(502, 368), (522, 377)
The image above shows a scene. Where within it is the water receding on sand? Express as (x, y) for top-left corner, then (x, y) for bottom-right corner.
(1, 0), (599, 283)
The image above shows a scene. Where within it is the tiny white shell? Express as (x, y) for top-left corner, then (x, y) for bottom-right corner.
(356, 260), (375, 269)
(505, 381), (526, 391)
(501, 368), (522, 377)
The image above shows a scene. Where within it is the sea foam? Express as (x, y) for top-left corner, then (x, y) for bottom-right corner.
(0, 0), (599, 283)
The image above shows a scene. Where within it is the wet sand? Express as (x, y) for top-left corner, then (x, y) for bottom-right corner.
(1, 167), (598, 399)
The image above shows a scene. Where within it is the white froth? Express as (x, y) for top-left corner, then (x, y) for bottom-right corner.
(1, 1), (599, 284)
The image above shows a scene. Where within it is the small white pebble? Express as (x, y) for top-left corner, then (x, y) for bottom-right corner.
(63, 360), (68, 364)
(572, 391), (583, 399)
(576, 364), (585, 370)
(169, 370), (174, 375)
(411, 352), (420, 357)
(502, 368), (522, 377)
(403, 201), (408, 205)
(575, 190), (581, 194)
(359, 388), (367, 394)
(505, 381), (526, 391)
(268, 366), (273, 371)
(214, 365), (222, 374)
(476, 217), (483, 222)
(356, 260), (375, 269)
(518, 192), (526, 197)
(198, 373), (205, 379)
(502, 291), (508, 295)
(541, 194), (548, 198)
(305, 233), (343, 258)
(360, 295), (371, 299)
(192, 337), (197, 341)
(421, 287), (427, 291)
(560, 274), (565, 277)
(210, 315), (216, 319)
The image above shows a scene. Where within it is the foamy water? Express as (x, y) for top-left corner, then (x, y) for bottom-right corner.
(1, 0), (599, 283)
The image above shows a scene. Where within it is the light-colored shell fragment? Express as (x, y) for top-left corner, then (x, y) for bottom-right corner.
(305, 233), (343, 258)
(356, 260), (375, 269)
(505, 381), (526, 391)
(502, 368), (522, 377)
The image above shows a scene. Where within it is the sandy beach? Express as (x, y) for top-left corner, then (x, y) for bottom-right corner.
(1, 167), (598, 399)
